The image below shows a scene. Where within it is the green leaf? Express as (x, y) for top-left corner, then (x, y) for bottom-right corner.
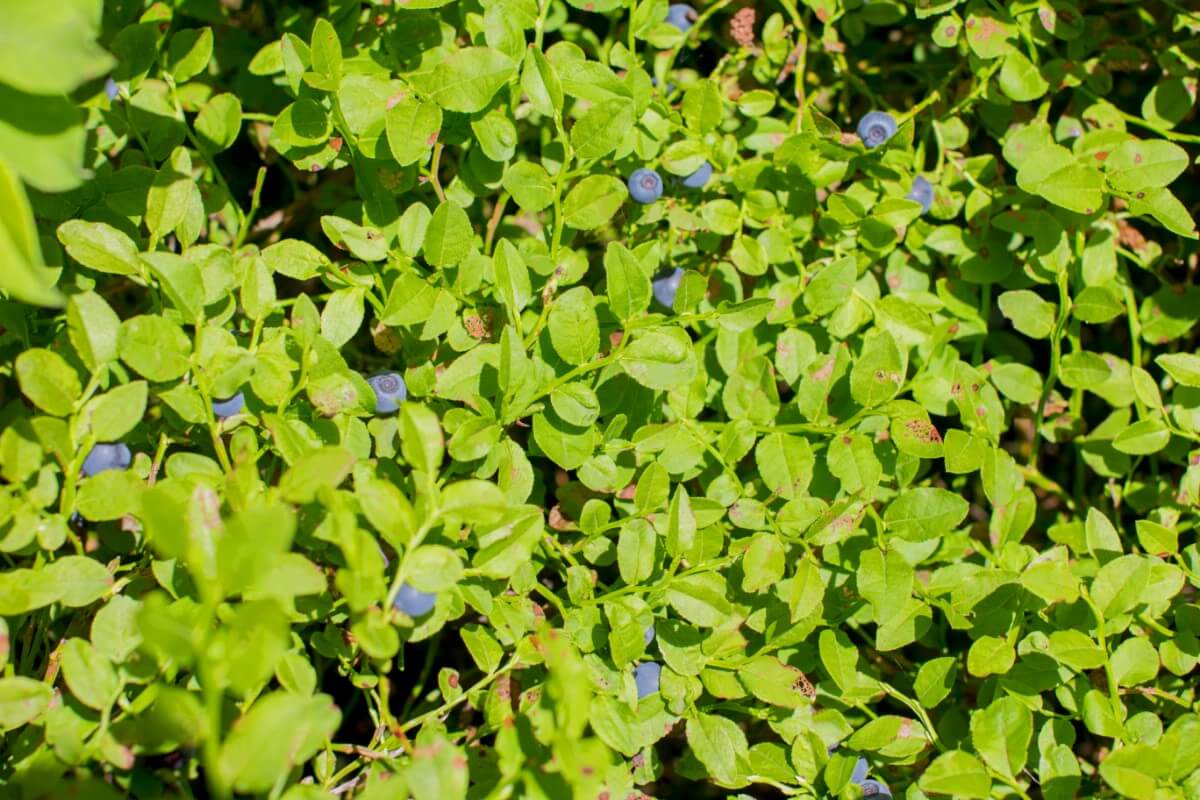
(682, 80), (723, 132)
(423, 202), (474, 268)
(146, 147), (194, 245)
(1112, 418), (1170, 455)
(196, 93), (243, 153)
(120, 315), (192, 381)
(279, 447), (356, 503)
(503, 161), (555, 212)
(998, 49), (1048, 101)
(998, 290), (1055, 338)
(1106, 139), (1189, 191)
(0, 4), (112, 94)
(562, 175), (628, 230)
(919, 750), (992, 798)
(61, 638), (120, 711)
(46, 556), (113, 607)
(217, 692), (341, 794)
(67, 291), (120, 371)
(604, 241), (651, 321)
(570, 99), (636, 160)
(0, 157), (63, 306)
(0, 84), (86, 192)
(81, 381), (147, 441)
(970, 697), (1031, 777)
(308, 18), (342, 89)
(685, 712), (750, 785)
(1072, 285), (1123, 324)
(548, 287), (599, 366)
(755, 433), (815, 500)
(143, 252), (205, 323)
(617, 518), (656, 584)
(884, 487), (969, 541)
(1156, 353), (1200, 387)
(386, 97), (443, 166)
(57, 220), (140, 276)
(521, 47), (563, 118)
(492, 239), (531, 324)
(15, 348), (80, 416)
(621, 327), (697, 389)
(0, 677), (53, 731)
(666, 573), (732, 627)
(426, 48), (517, 113)
(166, 27), (214, 83)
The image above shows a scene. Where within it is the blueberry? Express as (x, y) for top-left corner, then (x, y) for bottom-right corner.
(666, 3), (698, 31)
(681, 161), (713, 189)
(212, 391), (245, 419)
(644, 625), (655, 646)
(907, 176), (934, 214)
(652, 268), (683, 310)
(856, 111), (897, 149)
(367, 371), (407, 414)
(81, 443), (132, 478)
(633, 661), (661, 698)
(628, 168), (664, 204)
(859, 779), (892, 798)
(105, 78), (120, 102)
(851, 757), (869, 786)
(650, 77), (677, 94)
(393, 584), (436, 617)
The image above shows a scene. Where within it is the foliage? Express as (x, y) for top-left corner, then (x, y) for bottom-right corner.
(2, 0), (1200, 798)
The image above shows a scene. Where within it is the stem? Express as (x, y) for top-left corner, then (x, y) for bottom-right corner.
(1077, 86), (1200, 144)
(168, 80), (245, 237)
(428, 142), (446, 203)
(234, 167), (268, 249)
(879, 683), (943, 752)
(1080, 587), (1126, 738)
(484, 192), (509, 256)
(1032, 269), (1072, 466)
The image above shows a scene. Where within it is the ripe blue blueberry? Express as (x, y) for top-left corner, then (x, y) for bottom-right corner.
(633, 661), (661, 698)
(628, 168), (663, 204)
(105, 78), (120, 102)
(644, 625), (655, 646)
(851, 757), (869, 786)
(666, 3), (698, 31)
(212, 391), (245, 419)
(859, 779), (892, 798)
(652, 268), (684, 310)
(856, 111), (897, 149)
(393, 584), (436, 617)
(681, 161), (713, 189)
(907, 176), (934, 214)
(81, 443), (132, 478)
(368, 371), (407, 414)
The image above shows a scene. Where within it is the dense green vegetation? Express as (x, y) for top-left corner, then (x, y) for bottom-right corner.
(2, 1), (1200, 798)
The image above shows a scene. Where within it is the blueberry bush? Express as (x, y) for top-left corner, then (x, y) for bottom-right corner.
(2, 1), (1200, 798)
